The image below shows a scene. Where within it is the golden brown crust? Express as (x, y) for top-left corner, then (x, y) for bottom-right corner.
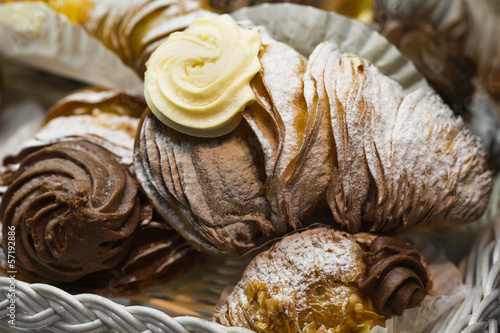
(42, 87), (146, 124)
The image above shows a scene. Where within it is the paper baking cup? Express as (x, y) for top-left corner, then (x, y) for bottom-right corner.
(0, 2), (143, 94)
(231, 3), (429, 93)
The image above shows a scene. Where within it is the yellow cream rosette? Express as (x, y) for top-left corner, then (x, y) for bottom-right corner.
(144, 14), (262, 137)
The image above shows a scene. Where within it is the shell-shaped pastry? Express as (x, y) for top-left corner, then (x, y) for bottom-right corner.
(135, 34), (492, 257)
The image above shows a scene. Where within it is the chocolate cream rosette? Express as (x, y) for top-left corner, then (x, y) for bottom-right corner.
(134, 14), (492, 258)
(0, 88), (199, 294)
(213, 227), (431, 332)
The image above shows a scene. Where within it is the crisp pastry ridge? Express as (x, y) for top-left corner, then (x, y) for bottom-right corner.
(373, 15), (500, 172)
(1, 88), (146, 176)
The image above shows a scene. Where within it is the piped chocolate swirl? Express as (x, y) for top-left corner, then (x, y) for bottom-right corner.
(0, 140), (142, 282)
(358, 236), (430, 317)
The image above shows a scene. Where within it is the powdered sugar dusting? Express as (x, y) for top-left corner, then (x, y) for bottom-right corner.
(227, 228), (365, 312)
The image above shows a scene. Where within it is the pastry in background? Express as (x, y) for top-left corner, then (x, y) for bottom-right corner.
(373, 0), (500, 99)
(374, 3), (500, 171)
(213, 227), (430, 332)
(4, 0), (216, 75)
(1, 87), (145, 183)
(210, 0), (373, 22)
(135, 15), (492, 258)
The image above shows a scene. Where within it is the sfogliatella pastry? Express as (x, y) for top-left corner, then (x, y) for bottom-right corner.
(135, 15), (492, 257)
(0, 138), (200, 293)
(213, 227), (431, 332)
(1, 88), (145, 178)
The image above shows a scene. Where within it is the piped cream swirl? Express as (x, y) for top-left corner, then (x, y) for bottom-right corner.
(144, 14), (262, 137)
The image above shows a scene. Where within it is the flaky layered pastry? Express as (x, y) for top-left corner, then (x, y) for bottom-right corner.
(0, 88), (200, 292)
(135, 35), (492, 257)
(213, 227), (430, 332)
(0, 139), (199, 292)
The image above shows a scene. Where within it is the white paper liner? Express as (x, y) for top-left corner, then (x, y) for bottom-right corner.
(231, 3), (429, 93)
(0, 2), (143, 94)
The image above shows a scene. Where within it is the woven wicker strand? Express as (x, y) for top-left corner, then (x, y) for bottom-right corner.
(434, 184), (500, 333)
(0, 278), (254, 333)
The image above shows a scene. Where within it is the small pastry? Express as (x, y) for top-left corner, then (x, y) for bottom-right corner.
(213, 227), (431, 332)
(0, 88), (200, 293)
(135, 15), (492, 257)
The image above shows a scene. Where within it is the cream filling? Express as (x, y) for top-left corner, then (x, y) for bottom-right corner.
(144, 14), (262, 137)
